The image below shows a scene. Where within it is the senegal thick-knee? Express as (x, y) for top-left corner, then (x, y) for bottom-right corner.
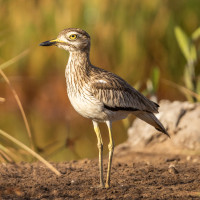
(40, 28), (169, 188)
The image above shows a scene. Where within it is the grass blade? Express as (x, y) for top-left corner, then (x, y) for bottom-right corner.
(0, 70), (34, 150)
(0, 129), (61, 176)
(192, 27), (200, 41)
(0, 49), (29, 70)
(162, 79), (200, 101)
(0, 145), (14, 162)
(174, 26), (191, 61)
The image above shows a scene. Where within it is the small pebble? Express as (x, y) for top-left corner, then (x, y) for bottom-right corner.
(186, 156), (191, 161)
(168, 164), (179, 174)
(192, 158), (198, 163)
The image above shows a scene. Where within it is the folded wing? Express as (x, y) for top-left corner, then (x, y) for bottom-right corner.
(90, 67), (159, 113)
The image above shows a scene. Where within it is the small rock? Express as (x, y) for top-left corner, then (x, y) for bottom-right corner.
(168, 164), (179, 174)
(186, 156), (191, 161)
(192, 158), (198, 163)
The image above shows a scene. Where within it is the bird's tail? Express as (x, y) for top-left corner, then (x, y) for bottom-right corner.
(134, 111), (170, 138)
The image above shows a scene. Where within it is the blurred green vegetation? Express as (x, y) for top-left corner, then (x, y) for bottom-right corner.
(0, 0), (200, 162)
(175, 26), (200, 101)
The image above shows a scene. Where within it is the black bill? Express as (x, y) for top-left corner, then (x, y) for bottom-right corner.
(39, 40), (57, 46)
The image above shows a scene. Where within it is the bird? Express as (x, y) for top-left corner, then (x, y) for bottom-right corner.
(40, 28), (169, 188)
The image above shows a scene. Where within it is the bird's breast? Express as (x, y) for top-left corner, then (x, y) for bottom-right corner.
(65, 67), (105, 120)
(67, 85), (107, 121)
(64, 63), (129, 122)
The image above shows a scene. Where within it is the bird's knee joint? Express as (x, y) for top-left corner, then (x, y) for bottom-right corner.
(97, 142), (103, 150)
(108, 142), (114, 151)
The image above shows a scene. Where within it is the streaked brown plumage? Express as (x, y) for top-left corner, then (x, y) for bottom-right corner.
(40, 28), (169, 188)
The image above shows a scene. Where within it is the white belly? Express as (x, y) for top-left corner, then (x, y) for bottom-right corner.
(67, 87), (105, 121)
(67, 89), (129, 122)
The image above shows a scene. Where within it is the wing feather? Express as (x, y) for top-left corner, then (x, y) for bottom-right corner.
(89, 67), (159, 113)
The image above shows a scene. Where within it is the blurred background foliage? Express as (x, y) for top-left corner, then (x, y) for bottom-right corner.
(0, 0), (200, 162)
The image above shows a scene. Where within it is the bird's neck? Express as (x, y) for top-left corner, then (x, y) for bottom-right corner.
(67, 51), (91, 73)
(65, 51), (91, 88)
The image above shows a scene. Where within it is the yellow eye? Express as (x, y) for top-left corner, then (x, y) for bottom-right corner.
(69, 34), (77, 40)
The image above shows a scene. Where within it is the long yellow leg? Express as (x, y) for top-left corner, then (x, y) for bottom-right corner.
(92, 121), (104, 187)
(105, 121), (114, 188)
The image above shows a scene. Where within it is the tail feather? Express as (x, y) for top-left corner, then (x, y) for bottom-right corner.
(134, 111), (170, 138)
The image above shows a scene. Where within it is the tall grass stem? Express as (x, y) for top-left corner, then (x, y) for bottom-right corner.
(0, 129), (61, 176)
(0, 70), (34, 150)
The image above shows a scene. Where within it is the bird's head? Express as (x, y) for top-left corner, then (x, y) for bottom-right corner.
(40, 28), (91, 52)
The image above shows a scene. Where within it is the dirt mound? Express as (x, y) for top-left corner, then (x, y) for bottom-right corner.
(127, 100), (200, 150)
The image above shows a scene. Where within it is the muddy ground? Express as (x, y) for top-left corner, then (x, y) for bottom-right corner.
(0, 147), (200, 200)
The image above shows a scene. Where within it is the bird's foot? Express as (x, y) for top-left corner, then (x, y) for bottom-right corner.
(105, 183), (110, 188)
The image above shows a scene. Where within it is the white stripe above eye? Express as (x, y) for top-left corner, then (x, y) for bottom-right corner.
(67, 31), (79, 36)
